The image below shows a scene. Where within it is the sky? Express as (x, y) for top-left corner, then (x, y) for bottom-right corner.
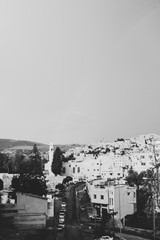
(0, 0), (160, 145)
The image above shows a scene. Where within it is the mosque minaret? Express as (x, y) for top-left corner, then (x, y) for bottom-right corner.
(45, 142), (54, 174)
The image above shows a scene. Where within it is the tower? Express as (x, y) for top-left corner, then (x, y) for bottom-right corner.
(49, 142), (54, 164)
(45, 142), (54, 174)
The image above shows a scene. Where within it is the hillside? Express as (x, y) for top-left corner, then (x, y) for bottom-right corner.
(0, 139), (49, 152)
(0, 139), (84, 153)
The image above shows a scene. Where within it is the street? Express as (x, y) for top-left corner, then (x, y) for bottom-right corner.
(20, 182), (152, 240)
(57, 182), (94, 240)
(117, 232), (150, 240)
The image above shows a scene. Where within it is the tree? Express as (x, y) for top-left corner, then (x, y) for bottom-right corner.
(138, 169), (155, 215)
(63, 153), (75, 162)
(51, 147), (63, 175)
(62, 176), (73, 185)
(11, 174), (47, 197)
(29, 144), (43, 175)
(0, 153), (10, 173)
(9, 153), (26, 174)
(0, 179), (3, 190)
(126, 167), (138, 186)
(126, 169), (156, 230)
(11, 144), (47, 197)
(55, 183), (64, 191)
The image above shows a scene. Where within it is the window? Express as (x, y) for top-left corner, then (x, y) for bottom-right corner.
(69, 165), (71, 167)
(1, 209), (18, 213)
(78, 167), (80, 173)
(73, 167), (75, 173)
(109, 198), (113, 205)
(94, 194), (96, 199)
(111, 198), (113, 205)
(110, 173), (113, 175)
(101, 195), (104, 200)
(62, 167), (66, 174)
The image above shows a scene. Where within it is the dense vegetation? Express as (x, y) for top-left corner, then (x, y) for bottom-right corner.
(0, 144), (76, 195)
(7, 144), (47, 196)
(51, 147), (63, 175)
(125, 167), (160, 230)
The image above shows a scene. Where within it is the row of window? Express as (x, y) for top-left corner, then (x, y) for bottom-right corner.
(63, 166), (81, 174)
(94, 194), (104, 200)
(73, 167), (80, 173)
(93, 194), (113, 205)
(63, 166), (121, 176)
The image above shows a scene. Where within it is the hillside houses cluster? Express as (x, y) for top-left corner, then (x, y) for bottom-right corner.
(1, 133), (159, 230)
(59, 134), (160, 182)
(43, 134), (160, 223)
(44, 134), (160, 184)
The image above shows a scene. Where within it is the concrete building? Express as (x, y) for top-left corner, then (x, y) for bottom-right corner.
(87, 179), (136, 223)
(0, 192), (48, 229)
(62, 154), (125, 181)
(129, 152), (154, 173)
(44, 142), (54, 174)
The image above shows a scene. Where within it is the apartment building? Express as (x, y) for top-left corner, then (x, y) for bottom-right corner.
(129, 152), (154, 173)
(87, 179), (136, 223)
(62, 154), (124, 181)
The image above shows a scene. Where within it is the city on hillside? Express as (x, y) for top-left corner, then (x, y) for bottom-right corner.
(1, 134), (160, 239)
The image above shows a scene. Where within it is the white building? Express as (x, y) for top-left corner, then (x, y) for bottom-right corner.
(129, 152), (154, 173)
(44, 142), (54, 174)
(87, 179), (136, 223)
(0, 173), (19, 190)
(62, 154), (125, 181)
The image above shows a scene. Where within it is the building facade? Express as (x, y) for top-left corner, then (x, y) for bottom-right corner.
(87, 179), (137, 223)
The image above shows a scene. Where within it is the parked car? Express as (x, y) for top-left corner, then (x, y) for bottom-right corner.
(59, 218), (65, 224)
(89, 214), (102, 222)
(80, 205), (85, 211)
(59, 211), (65, 216)
(61, 202), (66, 208)
(57, 225), (63, 231)
(59, 214), (65, 219)
(57, 223), (65, 231)
(59, 215), (65, 223)
(58, 223), (65, 229)
(98, 236), (113, 240)
(61, 207), (66, 212)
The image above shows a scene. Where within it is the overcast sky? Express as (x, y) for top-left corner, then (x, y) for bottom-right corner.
(0, 0), (160, 145)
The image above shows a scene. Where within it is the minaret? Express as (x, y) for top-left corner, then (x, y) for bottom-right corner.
(45, 142), (54, 174)
(49, 142), (54, 164)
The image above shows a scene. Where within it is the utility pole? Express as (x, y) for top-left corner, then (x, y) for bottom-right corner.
(108, 180), (110, 212)
(152, 140), (160, 239)
(153, 142), (160, 205)
(53, 196), (58, 240)
(76, 190), (80, 221)
(152, 184), (156, 240)
(118, 184), (121, 233)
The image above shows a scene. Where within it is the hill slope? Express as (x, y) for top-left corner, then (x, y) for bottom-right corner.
(0, 139), (84, 153)
(0, 139), (49, 152)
